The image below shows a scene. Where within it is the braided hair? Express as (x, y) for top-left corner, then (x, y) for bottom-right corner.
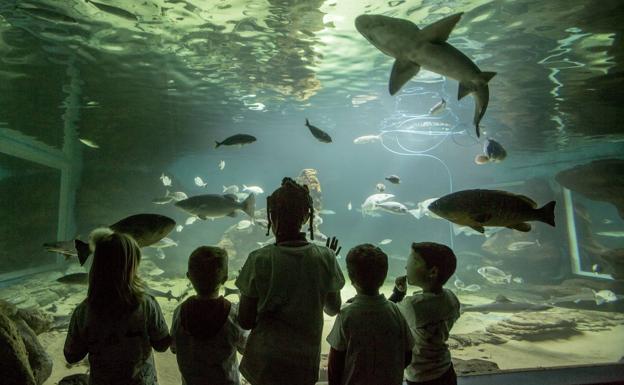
(266, 177), (315, 240)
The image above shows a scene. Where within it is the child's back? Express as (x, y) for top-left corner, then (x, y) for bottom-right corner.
(171, 297), (246, 385)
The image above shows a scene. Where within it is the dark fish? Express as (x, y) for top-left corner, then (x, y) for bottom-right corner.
(59, 373), (89, 385)
(57, 273), (89, 285)
(215, 134), (257, 148)
(385, 175), (400, 184)
(145, 286), (185, 302)
(175, 193), (255, 220)
(75, 214), (176, 266)
(555, 159), (624, 219)
(428, 189), (556, 233)
(305, 119), (332, 143)
(461, 295), (552, 314)
(224, 286), (240, 297)
(87, 0), (138, 21)
(475, 139), (507, 165)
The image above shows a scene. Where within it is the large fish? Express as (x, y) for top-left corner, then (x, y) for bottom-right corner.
(74, 213), (176, 265)
(175, 193), (255, 220)
(305, 118), (332, 143)
(461, 295), (552, 313)
(555, 159), (624, 219)
(355, 13), (495, 137)
(215, 134), (257, 148)
(428, 189), (556, 233)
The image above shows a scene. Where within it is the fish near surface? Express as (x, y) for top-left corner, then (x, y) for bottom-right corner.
(215, 134), (257, 148)
(305, 118), (332, 143)
(355, 13), (495, 137)
(175, 193), (255, 220)
(428, 189), (556, 233)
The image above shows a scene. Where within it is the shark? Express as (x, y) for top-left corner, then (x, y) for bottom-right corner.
(355, 13), (496, 137)
(461, 295), (552, 314)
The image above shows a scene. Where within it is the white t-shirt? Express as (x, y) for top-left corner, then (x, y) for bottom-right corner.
(64, 295), (169, 385)
(398, 289), (460, 382)
(170, 298), (247, 385)
(326, 294), (415, 385)
(235, 243), (345, 385)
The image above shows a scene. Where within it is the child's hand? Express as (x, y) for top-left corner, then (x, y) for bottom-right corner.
(395, 275), (407, 292)
(326, 236), (342, 257)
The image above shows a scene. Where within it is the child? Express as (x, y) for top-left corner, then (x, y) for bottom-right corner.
(326, 244), (414, 385)
(170, 246), (248, 385)
(235, 177), (345, 385)
(389, 242), (460, 385)
(64, 230), (171, 385)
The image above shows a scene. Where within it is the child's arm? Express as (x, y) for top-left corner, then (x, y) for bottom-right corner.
(324, 291), (342, 316)
(388, 275), (407, 303)
(147, 296), (171, 352)
(327, 347), (346, 385)
(63, 308), (87, 364)
(238, 295), (258, 330)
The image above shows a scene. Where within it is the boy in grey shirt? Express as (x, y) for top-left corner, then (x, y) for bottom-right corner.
(327, 244), (414, 385)
(389, 242), (460, 385)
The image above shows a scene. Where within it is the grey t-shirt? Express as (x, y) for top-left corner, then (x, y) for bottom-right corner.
(64, 295), (169, 385)
(235, 243), (345, 385)
(326, 294), (415, 385)
(398, 289), (460, 382)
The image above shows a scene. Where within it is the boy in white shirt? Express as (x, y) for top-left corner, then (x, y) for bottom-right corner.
(170, 246), (247, 385)
(327, 243), (414, 385)
(389, 242), (460, 385)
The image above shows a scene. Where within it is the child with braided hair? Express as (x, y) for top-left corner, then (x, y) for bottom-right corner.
(235, 177), (345, 385)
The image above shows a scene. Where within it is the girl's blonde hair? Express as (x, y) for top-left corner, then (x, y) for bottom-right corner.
(88, 231), (143, 314)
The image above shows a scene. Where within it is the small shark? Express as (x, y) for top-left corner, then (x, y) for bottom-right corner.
(355, 13), (495, 137)
(461, 295), (552, 314)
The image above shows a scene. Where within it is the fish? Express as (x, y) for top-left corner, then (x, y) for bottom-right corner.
(242, 184), (264, 194)
(355, 13), (495, 137)
(475, 138), (507, 165)
(428, 98), (446, 115)
(175, 193), (255, 220)
(596, 231), (624, 238)
(43, 239), (80, 260)
(194, 177), (207, 187)
(237, 220), (252, 230)
(512, 277), (524, 284)
(224, 286), (241, 297)
(57, 273), (88, 285)
(408, 197), (441, 220)
(257, 237), (276, 247)
(353, 135), (381, 144)
(460, 284), (481, 292)
(318, 209), (336, 215)
(347, 201), (352, 211)
(404, 201), (415, 207)
(507, 240), (540, 251)
(160, 173), (172, 186)
(375, 201), (408, 215)
(428, 189), (556, 233)
(150, 237), (178, 249)
(593, 290), (618, 305)
(219, 160), (225, 170)
(185, 216), (198, 225)
(556, 159), (624, 219)
(147, 268), (165, 277)
(452, 224), (502, 238)
(385, 175), (400, 184)
(223, 185), (240, 194)
(376, 183), (386, 192)
(152, 196), (173, 205)
(361, 193), (395, 216)
(215, 134), (257, 148)
(305, 118), (332, 143)
(175, 225), (184, 232)
(166, 190), (188, 201)
(379, 239), (392, 245)
(86, 0), (137, 21)
(591, 264), (602, 274)
(454, 277), (465, 289)
(461, 295), (552, 313)
(79, 138), (99, 148)
(255, 218), (269, 228)
(477, 266), (511, 284)
(155, 248), (166, 260)
(145, 285), (185, 302)
(74, 214), (176, 265)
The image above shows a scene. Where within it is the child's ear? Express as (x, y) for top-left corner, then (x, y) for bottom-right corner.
(429, 266), (439, 278)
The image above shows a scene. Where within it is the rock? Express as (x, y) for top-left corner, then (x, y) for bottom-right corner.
(16, 307), (53, 335)
(486, 311), (579, 341)
(452, 357), (500, 375)
(448, 332), (507, 349)
(59, 373), (89, 385)
(0, 311), (37, 385)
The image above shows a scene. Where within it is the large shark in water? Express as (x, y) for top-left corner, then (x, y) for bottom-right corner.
(355, 13), (495, 137)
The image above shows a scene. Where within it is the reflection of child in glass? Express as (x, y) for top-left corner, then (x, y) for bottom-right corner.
(389, 242), (460, 385)
(64, 230), (171, 385)
(170, 246), (248, 385)
(236, 177), (345, 385)
(326, 244), (414, 385)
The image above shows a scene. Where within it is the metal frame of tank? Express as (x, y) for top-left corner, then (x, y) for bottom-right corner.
(0, 59), (81, 283)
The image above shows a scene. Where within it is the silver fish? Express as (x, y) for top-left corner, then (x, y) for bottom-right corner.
(477, 266), (511, 284)
(428, 98), (446, 115)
